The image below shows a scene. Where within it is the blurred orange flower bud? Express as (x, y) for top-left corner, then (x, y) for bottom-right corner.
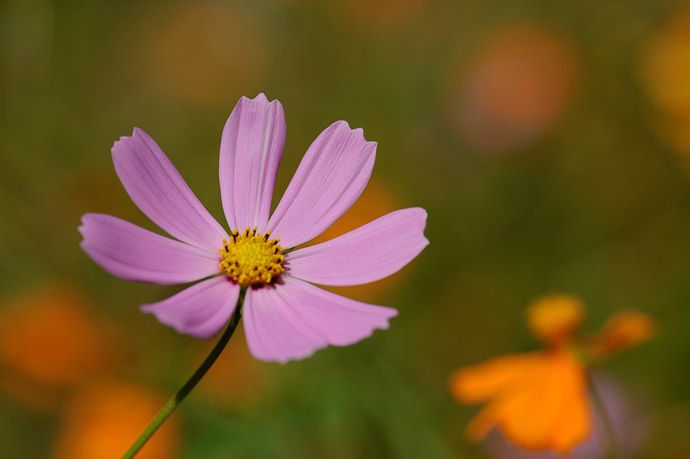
(586, 310), (655, 358)
(527, 295), (584, 346)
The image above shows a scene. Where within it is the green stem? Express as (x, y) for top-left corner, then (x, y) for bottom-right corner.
(587, 372), (621, 459)
(121, 296), (244, 459)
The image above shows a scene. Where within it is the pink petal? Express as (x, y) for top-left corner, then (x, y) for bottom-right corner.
(267, 121), (376, 248)
(219, 94), (286, 232)
(112, 127), (228, 250)
(286, 208), (428, 286)
(141, 276), (239, 339)
(243, 277), (396, 363)
(79, 213), (220, 285)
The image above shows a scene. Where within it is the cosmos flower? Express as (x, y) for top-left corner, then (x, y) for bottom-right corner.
(79, 94), (428, 363)
(450, 295), (653, 455)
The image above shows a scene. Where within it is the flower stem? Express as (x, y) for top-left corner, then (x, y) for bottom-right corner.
(121, 297), (244, 459)
(587, 372), (621, 459)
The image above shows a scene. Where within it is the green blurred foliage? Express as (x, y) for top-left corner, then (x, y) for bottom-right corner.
(1, 0), (690, 457)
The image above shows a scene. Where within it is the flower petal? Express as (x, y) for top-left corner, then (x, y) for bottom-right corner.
(141, 276), (240, 339)
(549, 372), (592, 455)
(112, 127), (228, 250)
(287, 208), (428, 286)
(450, 353), (541, 404)
(243, 277), (396, 363)
(495, 351), (589, 453)
(267, 121), (376, 248)
(79, 213), (220, 285)
(219, 94), (286, 233)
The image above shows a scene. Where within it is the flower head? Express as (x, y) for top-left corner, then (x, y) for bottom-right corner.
(450, 295), (653, 455)
(79, 94), (428, 363)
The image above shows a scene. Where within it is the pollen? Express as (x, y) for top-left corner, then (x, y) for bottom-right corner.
(218, 227), (285, 286)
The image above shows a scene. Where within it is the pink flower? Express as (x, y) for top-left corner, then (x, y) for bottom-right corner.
(79, 94), (428, 363)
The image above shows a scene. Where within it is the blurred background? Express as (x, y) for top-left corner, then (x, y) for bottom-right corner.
(1, 0), (690, 457)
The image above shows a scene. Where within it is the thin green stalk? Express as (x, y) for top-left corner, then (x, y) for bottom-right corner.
(587, 372), (621, 459)
(121, 296), (244, 459)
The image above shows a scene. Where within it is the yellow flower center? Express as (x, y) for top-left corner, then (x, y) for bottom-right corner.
(218, 227), (285, 286)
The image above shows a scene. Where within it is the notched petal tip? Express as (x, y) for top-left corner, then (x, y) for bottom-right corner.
(331, 120), (378, 149)
(112, 127), (145, 150)
(253, 92), (269, 103)
(239, 93), (282, 108)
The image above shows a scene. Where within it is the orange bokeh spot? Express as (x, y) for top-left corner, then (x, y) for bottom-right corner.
(310, 179), (409, 302)
(641, 7), (690, 159)
(450, 349), (591, 455)
(136, 2), (267, 105)
(53, 382), (179, 459)
(447, 24), (579, 153)
(0, 284), (118, 391)
(642, 8), (690, 118)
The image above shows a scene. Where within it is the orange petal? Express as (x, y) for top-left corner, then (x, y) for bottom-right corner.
(494, 350), (591, 454)
(466, 404), (500, 442)
(549, 375), (592, 455)
(450, 352), (541, 404)
(587, 310), (655, 357)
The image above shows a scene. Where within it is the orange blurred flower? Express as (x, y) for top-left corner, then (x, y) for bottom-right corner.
(453, 349), (589, 454)
(53, 382), (179, 459)
(0, 284), (119, 403)
(447, 25), (579, 154)
(450, 295), (653, 455)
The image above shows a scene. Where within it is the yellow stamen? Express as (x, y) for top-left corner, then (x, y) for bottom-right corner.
(218, 228), (285, 286)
